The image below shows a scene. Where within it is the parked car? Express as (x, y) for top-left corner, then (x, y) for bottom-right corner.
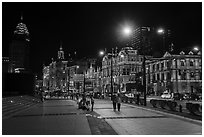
(182, 93), (190, 100)
(161, 91), (171, 99)
(189, 93), (200, 101)
(125, 93), (134, 98)
(182, 93), (200, 101)
(173, 93), (184, 100)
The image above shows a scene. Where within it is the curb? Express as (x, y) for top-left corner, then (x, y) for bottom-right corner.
(123, 103), (202, 125)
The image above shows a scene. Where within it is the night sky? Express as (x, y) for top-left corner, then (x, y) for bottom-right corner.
(2, 2), (202, 74)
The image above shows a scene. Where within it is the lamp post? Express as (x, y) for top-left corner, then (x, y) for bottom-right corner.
(67, 68), (70, 95)
(118, 54), (124, 93)
(110, 48), (114, 100)
(157, 28), (165, 54)
(83, 70), (86, 94)
(142, 55), (147, 106)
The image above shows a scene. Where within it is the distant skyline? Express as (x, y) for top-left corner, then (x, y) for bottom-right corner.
(2, 2), (202, 73)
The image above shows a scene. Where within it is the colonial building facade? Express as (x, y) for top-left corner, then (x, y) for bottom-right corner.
(146, 50), (202, 95)
(99, 46), (202, 96)
(43, 46), (68, 92)
(42, 47), (89, 94)
(101, 47), (150, 96)
(43, 45), (201, 97)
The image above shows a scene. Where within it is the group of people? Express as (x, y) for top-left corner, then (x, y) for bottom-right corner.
(78, 94), (94, 111)
(112, 93), (122, 111)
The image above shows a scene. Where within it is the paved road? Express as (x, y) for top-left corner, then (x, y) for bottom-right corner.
(93, 99), (202, 135)
(2, 97), (202, 135)
(3, 100), (91, 135)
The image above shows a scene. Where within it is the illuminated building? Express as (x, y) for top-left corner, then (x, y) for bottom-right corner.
(43, 45), (68, 92)
(9, 15), (30, 73)
(100, 46), (201, 97)
(146, 50), (202, 95)
(101, 47), (150, 96)
(42, 46), (89, 94)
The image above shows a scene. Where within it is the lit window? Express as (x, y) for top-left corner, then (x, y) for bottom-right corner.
(190, 72), (195, 78)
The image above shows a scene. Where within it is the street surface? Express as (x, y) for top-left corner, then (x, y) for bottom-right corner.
(2, 97), (202, 135)
(3, 100), (91, 135)
(93, 99), (202, 135)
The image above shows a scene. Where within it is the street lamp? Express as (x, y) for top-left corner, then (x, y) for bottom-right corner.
(99, 50), (105, 56)
(157, 28), (165, 54)
(193, 47), (199, 52)
(122, 26), (132, 37)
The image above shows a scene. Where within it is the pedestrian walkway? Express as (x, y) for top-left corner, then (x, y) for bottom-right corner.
(93, 99), (202, 135)
(3, 99), (91, 135)
(2, 95), (41, 119)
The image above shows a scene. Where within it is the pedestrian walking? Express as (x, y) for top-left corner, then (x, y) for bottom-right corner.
(91, 96), (94, 111)
(117, 94), (122, 111)
(76, 94), (79, 101)
(112, 94), (117, 111)
(41, 92), (44, 102)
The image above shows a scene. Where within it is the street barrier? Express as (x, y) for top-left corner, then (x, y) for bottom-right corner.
(186, 103), (201, 115)
(150, 99), (177, 111)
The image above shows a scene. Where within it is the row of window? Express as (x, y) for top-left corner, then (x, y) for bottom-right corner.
(148, 59), (201, 73)
(103, 56), (143, 66)
(147, 71), (202, 83)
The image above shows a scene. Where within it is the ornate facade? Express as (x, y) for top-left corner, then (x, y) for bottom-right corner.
(42, 47), (89, 93)
(43, 46), (68, 92)
(101, 47), (149, 95)
(146, 51), (202, 95)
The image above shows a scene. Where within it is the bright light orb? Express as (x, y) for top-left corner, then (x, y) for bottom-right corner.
(99, 51), (105, 56)
(193, 47), (199, 51)
(120, 54), (124, 58)
(123, 27), (132, 36)
(157, 28), (164, 34)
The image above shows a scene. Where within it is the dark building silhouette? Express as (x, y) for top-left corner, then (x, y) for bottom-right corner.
(129, 27), (173, 57)
(3, 16), (34, 97)
(9, 15), (30, 73)
(130, 27), (152, 55)
(2, 57), (10, 73)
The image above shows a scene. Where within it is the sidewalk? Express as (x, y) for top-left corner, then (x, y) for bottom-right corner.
(2, 100), (91, 135)
(92, 99), (202, 135)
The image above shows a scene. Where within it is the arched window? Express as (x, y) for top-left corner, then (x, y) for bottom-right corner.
(190, 60), (194, 66)
(180, 60), (185, 66)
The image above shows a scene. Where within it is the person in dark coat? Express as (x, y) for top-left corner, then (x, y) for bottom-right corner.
(91, 96), (94, 111)
(112, 94), (117, 111)
(117, 93), (122, 111)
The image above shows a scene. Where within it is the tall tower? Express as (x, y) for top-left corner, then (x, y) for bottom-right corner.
(130, 27), (152, 55)
(129, 27), (173, 57)
(9, 15), (30, 73)
(58, 44), (65, 60)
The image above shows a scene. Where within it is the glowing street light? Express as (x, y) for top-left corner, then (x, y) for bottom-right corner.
(157, 28), (164, 34)
(157, 28), (165, 54)
(193, 47), (199, 51)
(120, 54), (124, 58)
(123, 26), (132, 36)
(99, 50), (105, 56)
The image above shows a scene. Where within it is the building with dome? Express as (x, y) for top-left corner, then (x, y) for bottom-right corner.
(9, 15), (30, 73)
